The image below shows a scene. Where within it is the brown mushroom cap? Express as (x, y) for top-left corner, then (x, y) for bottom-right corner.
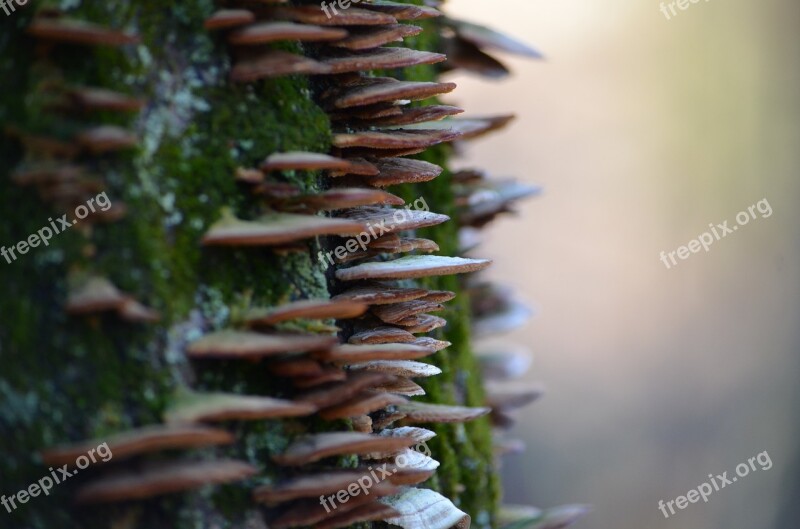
(317, 343), (437, 364)
(394, 314), (448, 333)
(40, 425), (234, 466)
(68, 87), (146, 112)
(331, 24), (423, 51)
(253, 471), (375, 504)
(408, 337), (451, 352)
(418, 290), (456, 303)
(322, 47), (446, 74)
(245, 299), (368, 326)
(330, 80), (457, 109)
(318, 391), (406, 420)
(231, 51), (333, 82)
(75, 459), (257, 504)
(341, 206), (450, 232)
(66, 276), (127, 315)
(270, 6), (397, 26)
(333, 282), (429, 305)
(328, 157), (380, 177)
(229, 22), (347, 45)
(329, 102), (406, 122)
(348, 326), (417, 345)
(204, 9), (256, 30)
(273, 432), (417, 466)
(27, 18), (140, 46)
(405, 114), (516, 141)
(336, 255), (492, 281)
(371, 300), (445, 324)
(368, 237), (440, 255)
(373, 377), (426, 397)
(260, 151), (353, 171)
(297, 371), (394, 408)
(201, 211), (368, 246)
(349, 360), (441, 378)
(236, 167), (267, 184)
(76, 126), (138, 154)
(396, 401), (492, 424)
(187, 330), (337, 359)
(164, 391), (317, 424)
(363, 104), (465, 128)
(364, 232), (402, 251)
(333, 128), (461, 150)
(358, 157), (444, 187)
(281, 188), (405, 212)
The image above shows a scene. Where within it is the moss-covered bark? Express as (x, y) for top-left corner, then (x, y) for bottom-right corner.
(0, 1), (498, 528)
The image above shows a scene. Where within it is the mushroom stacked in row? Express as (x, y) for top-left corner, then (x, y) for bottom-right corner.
(29, 1), (585, 528)
(12, 13), (157, 323)
(200, 2), (498, 526)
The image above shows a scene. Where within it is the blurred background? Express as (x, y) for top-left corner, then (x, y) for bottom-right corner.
(444, 0), (800, 528)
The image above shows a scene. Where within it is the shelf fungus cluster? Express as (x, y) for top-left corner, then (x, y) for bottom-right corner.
(10, 1), (588, 529)
(9, 14), (156, 324)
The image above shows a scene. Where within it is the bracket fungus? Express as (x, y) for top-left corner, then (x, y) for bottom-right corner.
(75, 460), (258, 504)
(41, 425), (235, 466)
(163, 391), (317, 424)
(4, 2), (578, 529)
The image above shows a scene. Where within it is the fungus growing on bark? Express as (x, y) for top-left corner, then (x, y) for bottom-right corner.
(244, 299), (368, 325)
(4, 2), (572, 528)
(204, 9), (255, 30)
(334, 282), (430, 304)
(336, 255), (492, 281)
(380, 488), (471, 529)
(201, 210), (368, 246)
(75, 460), (258, 504)
(228, 22), (347, 45)
(396, 401), (492, 424)
(27, 18), (140, 46)
(187, 329), (336, 358)
(41, 425), (234, 466)
(315, 342), (437, 364)
(273, 432), (418, 466)
(349, 360), (442, 379)
(349, 326), (417, 345)
(164, 391), (317, 424)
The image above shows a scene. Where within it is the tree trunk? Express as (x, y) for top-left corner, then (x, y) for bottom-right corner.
(1, 2), (503, 528)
